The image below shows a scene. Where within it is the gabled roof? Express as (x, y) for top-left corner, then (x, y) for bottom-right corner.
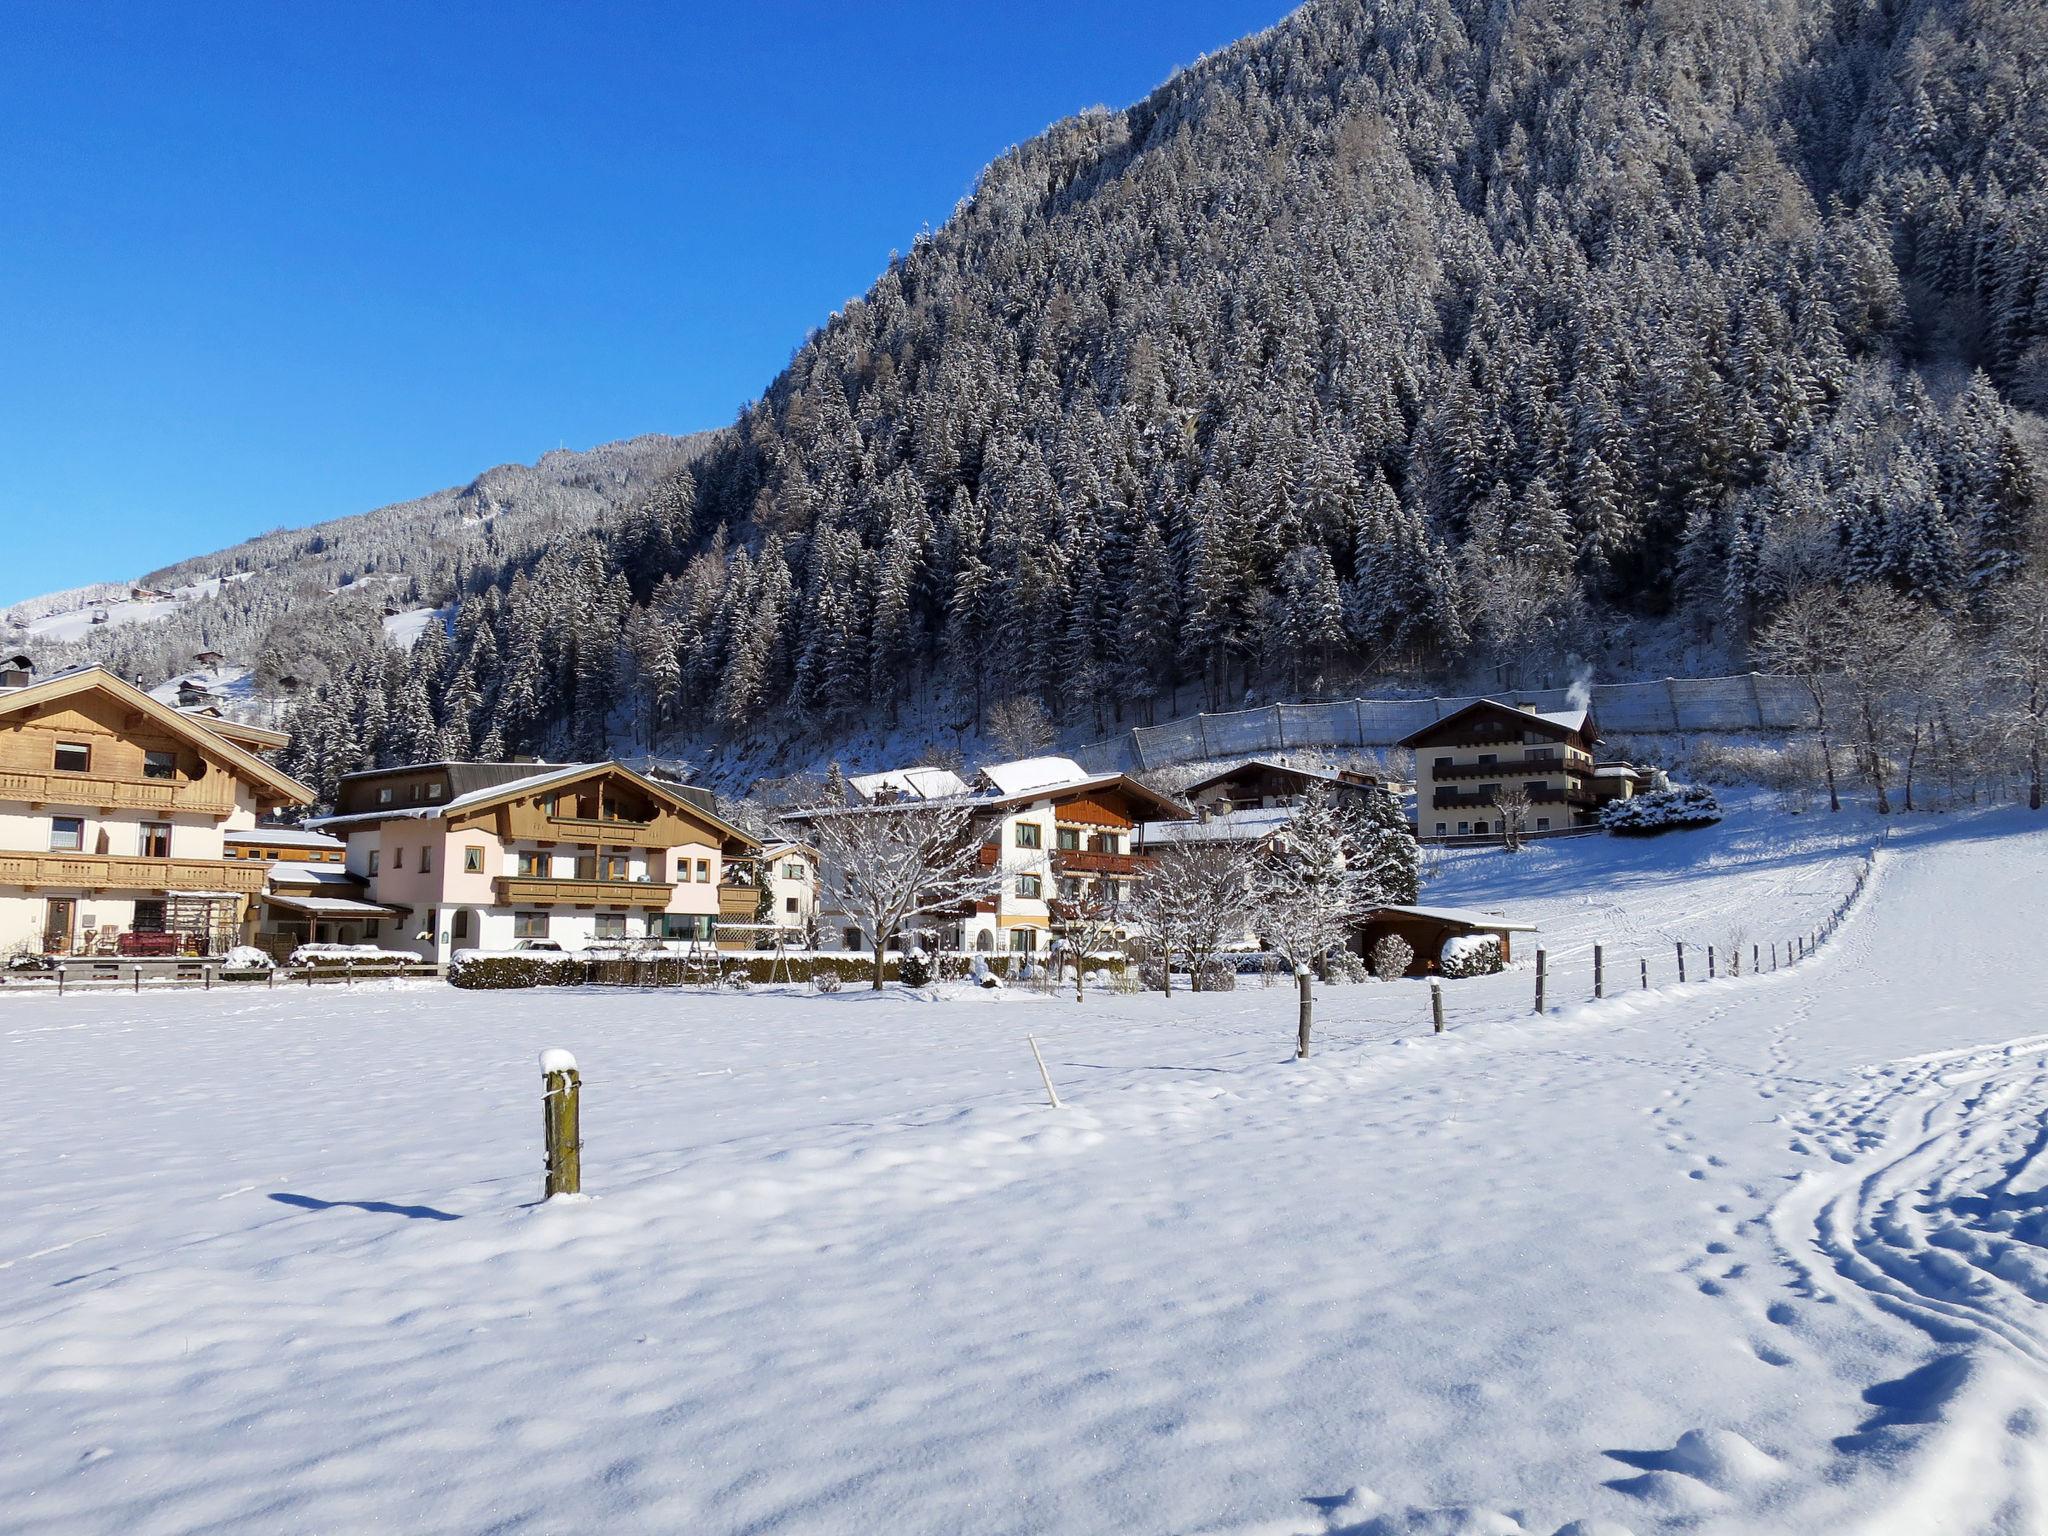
(847, 766), (970, 802)
(314, 760), (760, 850)
(978, 755), (1089, 796)
(0, 665), (312, 806)
(984, 769), (1192, 821)
(1181, 758), (1381, 796)
(1397, 698), (1597, 749)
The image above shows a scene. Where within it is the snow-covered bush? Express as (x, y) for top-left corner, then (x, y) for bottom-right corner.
(721, 969), (750, 991)
(1439, 934), (1503, 979)
(1601, 784), (1722, 836)
(1324, 948), (1368, 984)
(1194, 958), (1237, 992)
(221, 946), (275, 972)
(898, 949), (934, 988)
(812, 967), (842, 994)
(1369, 934), (1414, 981)
(6, 952), (53, 972)
(1137, 959), (1168, 992)
(448, 951), (591, 989)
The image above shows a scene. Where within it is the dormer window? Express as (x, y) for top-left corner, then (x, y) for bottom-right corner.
(377, 787), (393, 805)
(427, 783), (444, 800)
(53, 742), (90, 773)
(143, 750), (176, 780)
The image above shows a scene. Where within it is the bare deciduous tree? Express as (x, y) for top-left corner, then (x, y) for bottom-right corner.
(1992, 568), (2048, 811)
(1490, 785), (1532, 850)
(1127, 843), (1257, 996)
(799, 799), (1014, 990)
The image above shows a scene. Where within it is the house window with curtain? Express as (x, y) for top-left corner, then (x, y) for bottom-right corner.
(50, 817), (84, 851)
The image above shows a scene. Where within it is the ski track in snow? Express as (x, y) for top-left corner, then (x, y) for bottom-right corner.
(3, 803), (2048, 1534)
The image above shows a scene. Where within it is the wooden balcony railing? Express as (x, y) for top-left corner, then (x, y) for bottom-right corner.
(0, 852), (266, 893)
(717, 883), (760, 919)
(1432, 786), (1598, 810)
(1051, 849), (1155, 877)
(1429, 757), (1588, 783)
(493, 875), (674, 908)
(0, 769), (235, 817)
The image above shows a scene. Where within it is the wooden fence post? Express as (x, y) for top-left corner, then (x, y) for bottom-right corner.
(1296, 968), (1313, 1058)
(541, 1049), (582, 1199)
(1708, 946), (1716, 980)
(133, 965), (141, 994)
(56, 965), (64, 997)
(1594, 945), (1604, 999)
(1676, 942), (1686, 983)
(1752, 944), (1759, 975)
(1639, 957), (1648, 990)
(1431, 980), (1444, 1034)
(1027, 1034), (1063, 1106)
(1534, 949), (1547, 1014)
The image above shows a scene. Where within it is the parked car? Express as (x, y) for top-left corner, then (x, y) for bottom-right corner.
(511, 939), (565, 953)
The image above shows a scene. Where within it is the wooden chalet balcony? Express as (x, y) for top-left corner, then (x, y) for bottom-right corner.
(1433, 786), (1598, 810)
(0, 768), (235, 817)
(717, 883), (760, 919)
(1051, 849), (1155, 877)
(1429, 757), (1587, 783)
(493, 875), (675, 908)
(0, 851), (266, 893)
(539, 813), (670, 848)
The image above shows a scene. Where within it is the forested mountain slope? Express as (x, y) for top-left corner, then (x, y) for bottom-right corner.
(276, 0), (2047, 798)
(9, 432), (714, 701)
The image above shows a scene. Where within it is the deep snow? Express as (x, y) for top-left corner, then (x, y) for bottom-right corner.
(3, 804), (2046, 1534)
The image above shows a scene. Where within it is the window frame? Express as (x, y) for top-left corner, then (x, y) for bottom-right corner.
(463, 846), (484, 874)
(49, 816), (85, 852)
(52, 741), (91, 774)
(140, 821), (172, 858)
(1015, 822), (1042, 849)
(1015, 873), (1042, 900)
(142, 749), (177, 781)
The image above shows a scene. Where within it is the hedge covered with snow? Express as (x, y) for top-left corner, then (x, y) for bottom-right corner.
(1439, 934), (1503, 979)
(1601, 785), (1722, 836)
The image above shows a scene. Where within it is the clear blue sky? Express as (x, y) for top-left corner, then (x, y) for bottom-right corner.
(0, 1), (1292, 606)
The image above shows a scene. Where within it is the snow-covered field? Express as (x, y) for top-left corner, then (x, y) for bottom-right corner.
(5, 805), (2047, 1534)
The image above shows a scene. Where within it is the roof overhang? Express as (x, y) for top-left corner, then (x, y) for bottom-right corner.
(0, 666), (312, 807)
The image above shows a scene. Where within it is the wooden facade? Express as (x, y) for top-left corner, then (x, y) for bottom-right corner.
(0, 668), (313, 957)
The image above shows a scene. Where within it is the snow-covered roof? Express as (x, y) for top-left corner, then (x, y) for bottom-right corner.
(266, 865), (364, 888)
(1367, 904), (1540, 933)
(227, 826), (344, 850)
(265, 893), (402, 919)
(1138, 807), (1296, 846)
(1533, 707), (1589, 733)
(979, 756), (1088, 796)
(1594, 765), (1636, 779)
(847, 766), (970, 803)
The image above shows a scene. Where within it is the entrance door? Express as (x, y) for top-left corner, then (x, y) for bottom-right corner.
(43, 897), (76, 955)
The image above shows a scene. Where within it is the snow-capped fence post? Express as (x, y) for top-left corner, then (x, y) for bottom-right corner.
(132, 965), (140, 994)
(1707, 947), (1716, 980)
(1593, 945), (1604, 999)
(540, 1049), (581, 1199)
(1752, 944), (1759, 975)
(1676, 943), (1686, 983)
(1296, 965), (1312, 1058)
(1430, 979), (1444, 1034)
(1639, 957), (1647, 990)
(1026, 1034), (1062, 1108)
(1534, 948), (1546, 1014)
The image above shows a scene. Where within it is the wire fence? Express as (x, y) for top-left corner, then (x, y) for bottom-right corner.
(1478, 829), (1886, 1023)
(1067, 671), (1831, 774)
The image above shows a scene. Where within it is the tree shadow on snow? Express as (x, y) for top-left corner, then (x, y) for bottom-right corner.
(269, 1192), (461, 1221)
